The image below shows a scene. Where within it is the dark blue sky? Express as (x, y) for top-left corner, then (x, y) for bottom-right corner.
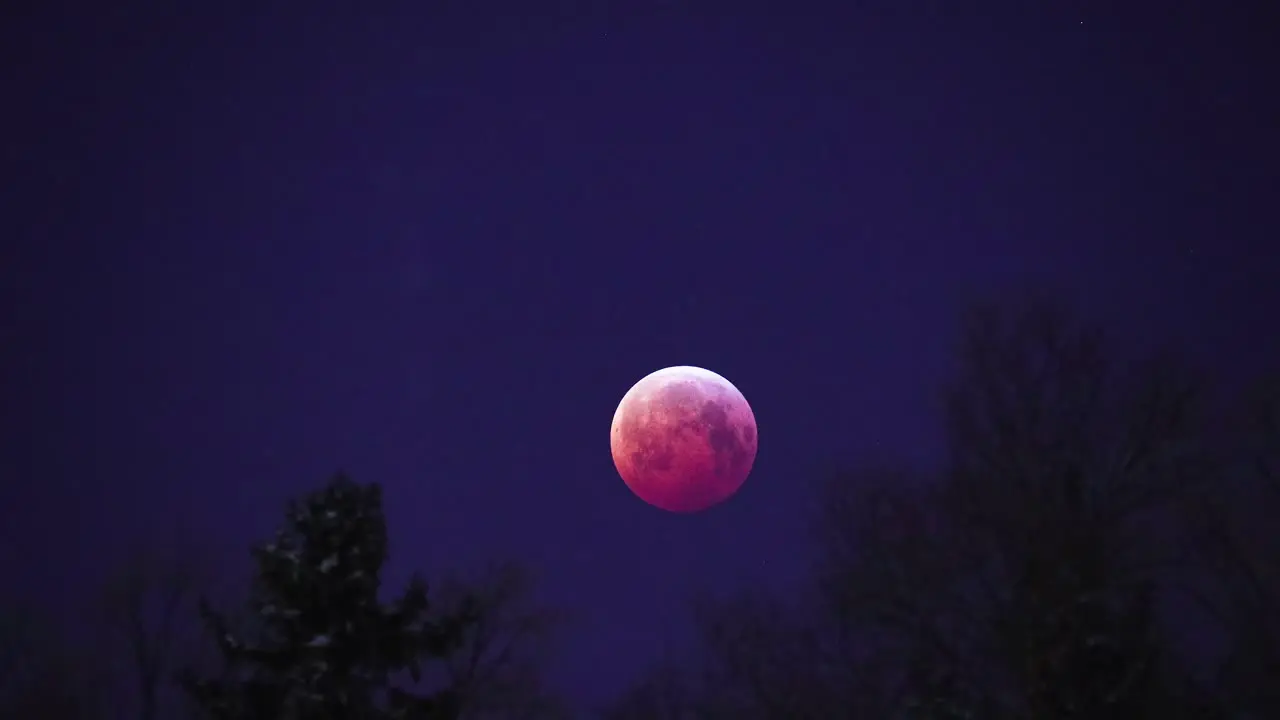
(4, 2), (1276, 712)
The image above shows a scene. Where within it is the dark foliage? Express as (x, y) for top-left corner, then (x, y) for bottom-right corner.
(179, 475), (479, 720)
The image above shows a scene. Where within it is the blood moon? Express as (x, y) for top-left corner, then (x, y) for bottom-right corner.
(610, 366), (758, 513)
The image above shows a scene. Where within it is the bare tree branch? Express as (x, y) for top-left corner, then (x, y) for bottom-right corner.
(1179, 373), (1280, 716)
(100, 539), (216, 720)
(606, 298), (1225, 720)
(426, 562), (571, 720)
(599, 662), (704, 720)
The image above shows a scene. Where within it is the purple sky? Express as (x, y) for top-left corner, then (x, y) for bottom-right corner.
(4, 2), (1276, 713)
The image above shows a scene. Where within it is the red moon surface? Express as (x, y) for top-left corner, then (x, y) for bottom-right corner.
(610, 366), (758, 513)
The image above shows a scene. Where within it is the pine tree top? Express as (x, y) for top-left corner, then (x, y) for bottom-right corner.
(181, 474), (474, 720)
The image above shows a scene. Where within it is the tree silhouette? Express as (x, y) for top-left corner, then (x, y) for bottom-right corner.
(1184, 373), (1280, 717)
(100, 539), (215, 720)
(429, 562), (571, 720)
(599, 663), (700, 720)
(925, 299), (1215, 717)
(180, 474), (478, 720)
(603, 298), (1231, 719)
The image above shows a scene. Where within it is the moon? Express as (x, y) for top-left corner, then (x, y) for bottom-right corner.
(610, 366), (758, 513)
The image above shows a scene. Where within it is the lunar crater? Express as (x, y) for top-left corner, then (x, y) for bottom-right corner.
(610, 366), (757, 513)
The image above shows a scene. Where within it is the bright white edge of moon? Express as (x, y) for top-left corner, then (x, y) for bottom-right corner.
(643, 365), (739, 387)
(612, 366), (748, 423)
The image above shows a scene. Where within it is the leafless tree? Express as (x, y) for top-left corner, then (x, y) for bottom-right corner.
(599, 584), (891, 720)
(929, 299), (1217, 716)
(605, 297), (1224, 719)
(698, 588), (898, 719)
(424, 561), (571, 720)
(1181, 373), (1280, 717)
(599, 662), (702, 720)
(100, 540), (217, 720)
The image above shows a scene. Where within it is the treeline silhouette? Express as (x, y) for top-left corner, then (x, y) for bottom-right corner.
(2, 298), (1276, 718)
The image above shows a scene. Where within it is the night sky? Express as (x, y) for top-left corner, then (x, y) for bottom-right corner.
(4, 2), (1277, 714)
